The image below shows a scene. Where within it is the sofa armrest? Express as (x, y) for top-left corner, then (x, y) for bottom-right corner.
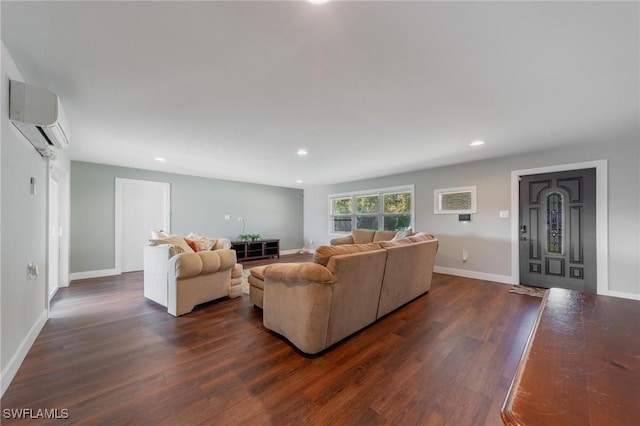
(264, 262), (335, 284)
(143, 244), (171, 306)
(263, 272), (334, 354)
(330, 235), (354, 246)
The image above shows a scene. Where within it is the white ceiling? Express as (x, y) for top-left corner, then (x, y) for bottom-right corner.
(2, 1), (638, 188)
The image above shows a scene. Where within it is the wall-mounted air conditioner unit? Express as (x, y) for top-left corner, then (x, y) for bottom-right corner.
(9, 80), (70, 158)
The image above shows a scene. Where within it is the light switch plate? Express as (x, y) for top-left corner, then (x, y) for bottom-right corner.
(499, 210), (509, 218)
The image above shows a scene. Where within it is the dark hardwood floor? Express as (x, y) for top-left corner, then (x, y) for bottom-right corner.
(1, 258), (541, 425)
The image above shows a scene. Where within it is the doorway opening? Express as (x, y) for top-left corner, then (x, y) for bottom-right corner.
(115, 178), (171, 274)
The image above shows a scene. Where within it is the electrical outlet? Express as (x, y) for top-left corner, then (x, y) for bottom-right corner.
(462, 250), (469, 262)
(224, 214), (230, 220)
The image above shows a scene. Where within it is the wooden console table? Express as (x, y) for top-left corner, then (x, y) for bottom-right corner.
(231, 239), (279, 262)
(502, 288), (639, 426)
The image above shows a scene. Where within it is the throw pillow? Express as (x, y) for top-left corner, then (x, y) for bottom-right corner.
(392, 228), (413, 241)
(168, 245), (185, 257)
(150, 230), (169, 239)
(184, 238), (199, 252)
(148, 236), (195, 253)
(186, 233), (216, 251)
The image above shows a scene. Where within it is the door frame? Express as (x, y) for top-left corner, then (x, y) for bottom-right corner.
(115, 178), (171, 274)
(48, 172), (60, 302)
(510, 160), (608, 295)
(46, 164), (62, 313)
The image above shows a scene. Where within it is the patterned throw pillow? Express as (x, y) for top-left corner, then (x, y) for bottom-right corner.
(391, 228), (413, 241)
(148, 235), (195, 253)
(185, 233), (216, 251)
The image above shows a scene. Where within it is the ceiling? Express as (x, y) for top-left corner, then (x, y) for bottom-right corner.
(2, 1), (638, 188)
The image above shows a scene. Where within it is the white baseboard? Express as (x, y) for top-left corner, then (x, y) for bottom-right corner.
(435, 267), (640, 300)
(280, 249), (302, 256)
(0, 310), (47, 397)
(603, 289), (640, 301)
(434, 266), (517, 285)
(69, 268), (119, 281)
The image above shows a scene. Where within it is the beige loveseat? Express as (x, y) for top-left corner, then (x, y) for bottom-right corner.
(255, 232), (438, 354)
(143, 234), (243, 316)
(167, 249), (242, 316)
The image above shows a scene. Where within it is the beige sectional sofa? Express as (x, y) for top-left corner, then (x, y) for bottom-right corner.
(254, 232), (438, 354)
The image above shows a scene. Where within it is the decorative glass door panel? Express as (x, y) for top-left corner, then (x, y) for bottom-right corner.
(546, 192), (563, 255)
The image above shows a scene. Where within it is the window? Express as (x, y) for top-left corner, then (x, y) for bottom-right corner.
(329, 185), (414, 234)
(434, 186), (477, 214)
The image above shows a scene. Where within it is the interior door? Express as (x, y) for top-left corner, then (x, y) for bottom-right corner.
(116, 179), (170, 273)
(519, 168), (596, 293)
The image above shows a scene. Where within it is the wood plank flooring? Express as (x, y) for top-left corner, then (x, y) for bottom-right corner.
(1, 261), (541, 425)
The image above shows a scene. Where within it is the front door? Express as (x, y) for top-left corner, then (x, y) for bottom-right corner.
(519, 168), (596, 293)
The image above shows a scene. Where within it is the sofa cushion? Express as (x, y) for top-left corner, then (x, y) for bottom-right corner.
(250, 265), (267, 281)
(265, 263), (335, 284)
(197, 251), (223, 274)
(329, 235), (355, 246)
(351, 229), (376, 244)
(373, 230), (397, 242)
(313, 242), (381, 266)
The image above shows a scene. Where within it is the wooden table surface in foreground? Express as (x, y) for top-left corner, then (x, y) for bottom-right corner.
(501, 287), (640, 426)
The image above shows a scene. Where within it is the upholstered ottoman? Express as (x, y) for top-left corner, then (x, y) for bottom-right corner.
(230, 263), (244, 298)
(248, 266), (267, 308)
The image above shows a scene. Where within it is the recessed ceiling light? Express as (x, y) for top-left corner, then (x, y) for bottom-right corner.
(154, 157), (167, 162)
(470, 140), (485, 146)
(296, 180), (303, 184)
(307, 0), (330, 4)
(297, 149), (308, 156)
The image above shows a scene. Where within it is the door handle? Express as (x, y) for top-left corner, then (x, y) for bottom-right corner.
(521, 236), (535, 242)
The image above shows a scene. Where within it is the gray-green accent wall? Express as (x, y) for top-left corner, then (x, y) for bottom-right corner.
(70, 161), (303, 273)
(304, 139), (640, 297)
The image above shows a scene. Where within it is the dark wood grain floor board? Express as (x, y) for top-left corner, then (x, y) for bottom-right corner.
(1, 263), (541, 425)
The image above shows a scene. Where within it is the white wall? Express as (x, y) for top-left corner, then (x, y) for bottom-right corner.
(304, 139), (640, 298)
(0, 43), (71, 395)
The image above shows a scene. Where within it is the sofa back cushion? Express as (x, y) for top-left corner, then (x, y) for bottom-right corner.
(171, 249), (237, 279)
(372, 230), (398, 242)
(351, 229), (376, 244)
(313, 242), (381, 266)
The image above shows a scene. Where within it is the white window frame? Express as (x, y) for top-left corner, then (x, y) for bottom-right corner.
(329, 185), (415, 235)
(434, 185), (477, 215)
